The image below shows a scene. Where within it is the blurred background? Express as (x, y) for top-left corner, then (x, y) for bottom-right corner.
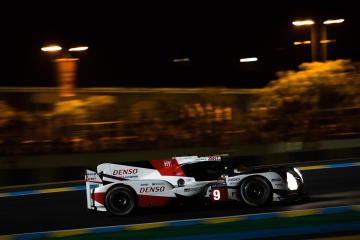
(0, 2), (359, 185)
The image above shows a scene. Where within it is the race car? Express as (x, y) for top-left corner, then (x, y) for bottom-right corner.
(85, 155), (304, 216)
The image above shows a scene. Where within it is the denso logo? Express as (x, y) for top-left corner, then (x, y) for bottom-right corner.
(113, 169), (138, 175)
(139, 186), (165, 193)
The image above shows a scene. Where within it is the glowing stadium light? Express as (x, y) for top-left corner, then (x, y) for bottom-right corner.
(240, 57), (258, 63)
(292, 20), (315, 26)
(69, 46), (89, 52)
(323, 19), (345, 25)
(41, 45), (62, 52)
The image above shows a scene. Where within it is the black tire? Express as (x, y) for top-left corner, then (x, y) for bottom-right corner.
(105, 185), (136, 216)
(240, 176), (272, 207)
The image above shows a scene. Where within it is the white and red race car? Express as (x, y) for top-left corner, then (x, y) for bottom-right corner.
(85, 155), (304, 216)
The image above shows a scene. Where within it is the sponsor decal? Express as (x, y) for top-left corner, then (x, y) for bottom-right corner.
(150, 159), (186, 177)
(164, 160), (172, 167)
(152, 183), (165, 186)
(86, 176), (97, 181)
(140, 183), (149, 186)
(197, 156), (221, 161)
(271, 178), (282, 182)
(228, 178), (241, 182)
(211, 183), (226, 188)
(86, 172), (99, 181)
(139, 186), (165, 193)
(112, 169), (138, 175)
(208, 156), (221, 161)
(126, 176), (137, 179)
(184, 187), (200, 193)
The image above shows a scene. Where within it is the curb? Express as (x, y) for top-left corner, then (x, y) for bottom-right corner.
(1, 204), (360, 240)
(0, 186), (85, 198)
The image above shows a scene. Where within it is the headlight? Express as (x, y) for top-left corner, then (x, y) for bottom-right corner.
(287, 172), (298, 190)
(293, 167), (303, 182)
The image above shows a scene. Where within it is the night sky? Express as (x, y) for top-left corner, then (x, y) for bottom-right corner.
(0, 2), (358, 88)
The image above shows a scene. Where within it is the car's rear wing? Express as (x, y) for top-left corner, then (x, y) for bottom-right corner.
(85, 169), (103, 210)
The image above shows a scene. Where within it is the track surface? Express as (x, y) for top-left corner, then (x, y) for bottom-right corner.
(1, 166), (360, 235)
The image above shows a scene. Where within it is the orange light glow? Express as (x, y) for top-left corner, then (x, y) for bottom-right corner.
(320, 39), (336, 44)
(294, 41), (311, 45)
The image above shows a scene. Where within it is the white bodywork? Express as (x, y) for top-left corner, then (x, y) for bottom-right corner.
(85, 155), (302, 213)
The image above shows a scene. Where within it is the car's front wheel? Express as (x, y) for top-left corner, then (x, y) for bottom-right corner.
(105, 185), (136, 216)
(240, 176), (272, 207)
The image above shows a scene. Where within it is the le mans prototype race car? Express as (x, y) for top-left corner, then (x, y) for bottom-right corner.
(85, 155), (304, 216)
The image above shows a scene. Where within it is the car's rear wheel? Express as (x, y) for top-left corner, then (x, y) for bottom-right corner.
(105, 185), (136, 216)
(240, 176), (272, 207)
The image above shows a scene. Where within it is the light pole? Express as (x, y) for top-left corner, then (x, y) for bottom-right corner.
(292, 18), (344, 62)
(41, 45), (88, 97)
(321, 19), (345, 61)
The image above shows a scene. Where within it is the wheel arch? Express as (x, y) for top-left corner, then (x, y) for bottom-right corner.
(237, 174), (273, 190)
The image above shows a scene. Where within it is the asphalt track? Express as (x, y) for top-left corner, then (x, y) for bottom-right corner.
(1, 164), (360, 235)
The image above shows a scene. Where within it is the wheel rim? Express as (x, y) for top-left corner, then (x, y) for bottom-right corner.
(244, 181), (266, 202)
(109, 191), (132, 213)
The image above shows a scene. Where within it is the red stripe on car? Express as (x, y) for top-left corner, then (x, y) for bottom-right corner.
(137, 195), (170, 207)
(150, 159), (186, 176)
(92, 192), (105, 204)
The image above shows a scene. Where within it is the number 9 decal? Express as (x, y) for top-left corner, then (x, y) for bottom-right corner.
(212, 189), (221, 201)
